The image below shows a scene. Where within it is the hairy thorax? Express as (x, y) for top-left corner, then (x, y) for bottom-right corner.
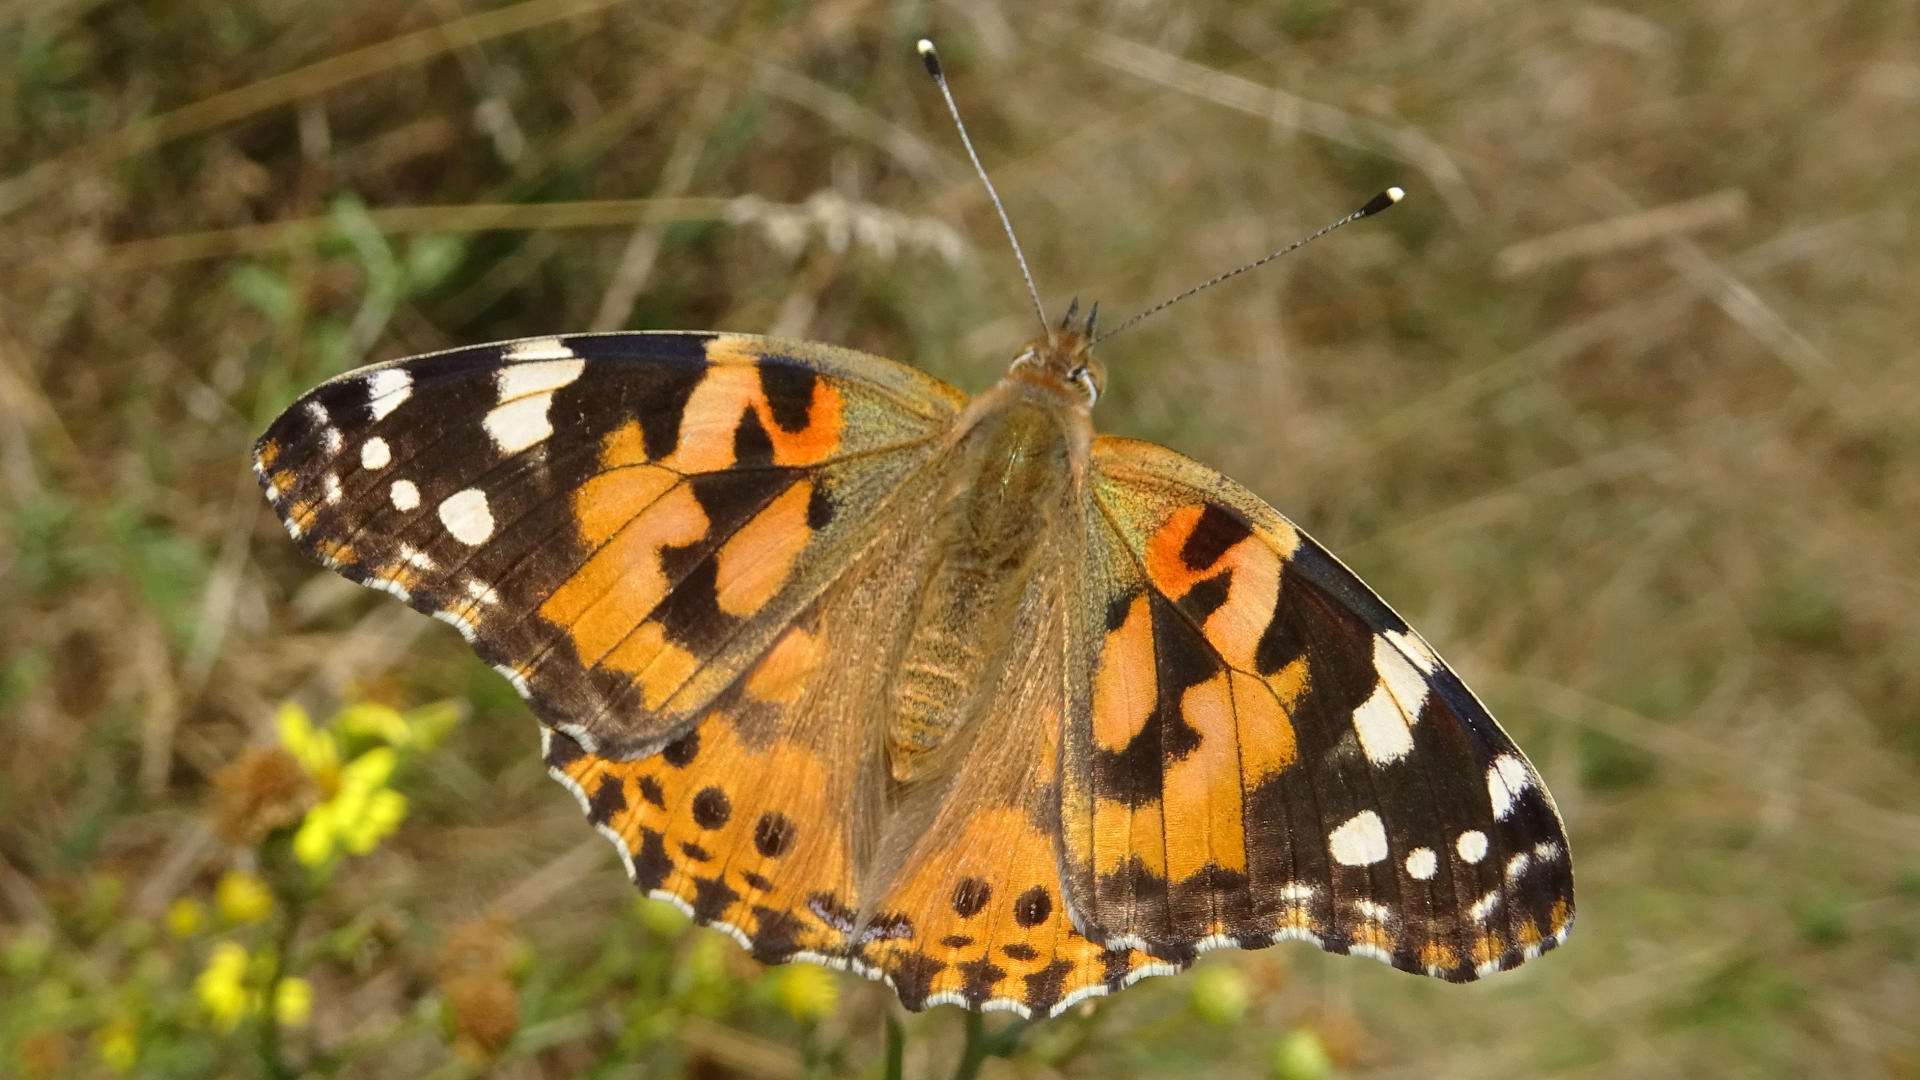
(884, 366), (1093, 781)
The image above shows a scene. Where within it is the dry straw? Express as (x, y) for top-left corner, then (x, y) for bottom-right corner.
(3, 1), (1918, 1077)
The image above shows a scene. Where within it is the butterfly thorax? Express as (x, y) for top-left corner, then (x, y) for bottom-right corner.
(884, 335), (1098, 781)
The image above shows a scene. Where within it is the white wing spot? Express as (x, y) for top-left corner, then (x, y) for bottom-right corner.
(1488, 754), (1534, 820)
(322, 473), (342, 505)
(360, 437), (391, 470)
(1353, 634), (1429, 765)
(1533, 840), (1563, 862)
(1377, 633), (1431, 707)
(496, 355), (585, 397)
(1456, 830), (1489, 864)
(1383, 627), (1439, 674)
(305, 400), (330, 425)
(464, 579), (501, 605)
(1351, 686), (1414, 765)
(1277, 882), (1317, 903)
(1352, 899), (1392, 923)
(438, 489), (494, 546)
(389, 479), (420, 511)
(365, 369), (412, 421)
(1329, 810), (1389, 866)
(483, 358), (584, 455)
(483, 395), (555, 455)
(1469, 891), (1501, 922)
(398, 544), (436, 571)
(1505, 852), (1532, 881)
(321, 427), (343, 455)
(504, 337), (577, 362)
(1405, 847), (1438, 880)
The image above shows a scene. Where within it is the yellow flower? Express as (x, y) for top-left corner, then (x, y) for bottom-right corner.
(275, 702), (339, 792)
(274, 977), (314, 1027)
(165, 897), (205, 938)
(293, 747), (408, 866)
(343, 788), (407, 854)
(337, 703), (410, 746)
(775, 962), (839, 1022)
(195, 942), (252, 1032)
(94, 1016), (138, 1073)
(292, 806), (337, 867)
(215, 871), (274, 925)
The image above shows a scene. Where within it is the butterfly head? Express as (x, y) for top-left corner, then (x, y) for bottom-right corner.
(1007, 297), (1106, 409)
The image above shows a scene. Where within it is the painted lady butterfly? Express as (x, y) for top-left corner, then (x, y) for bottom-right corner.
(255, 46), (1571, 1021)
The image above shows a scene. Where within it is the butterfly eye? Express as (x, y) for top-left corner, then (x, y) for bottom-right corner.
(1069, 365), (1099, 405)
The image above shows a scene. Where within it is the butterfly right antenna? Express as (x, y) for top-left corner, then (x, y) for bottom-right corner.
(1095, 188), (1404, 344)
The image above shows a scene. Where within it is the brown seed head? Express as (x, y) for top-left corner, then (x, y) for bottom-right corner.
(208, 745), (316, 847)
(436, 914), (520, 981)
(443, 971), (519, 1061)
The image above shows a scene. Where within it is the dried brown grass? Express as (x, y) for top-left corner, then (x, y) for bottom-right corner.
(3, 1), (1919, 1076)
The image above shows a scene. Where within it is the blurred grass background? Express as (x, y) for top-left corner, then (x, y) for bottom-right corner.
(3, 0), (1920, 1077)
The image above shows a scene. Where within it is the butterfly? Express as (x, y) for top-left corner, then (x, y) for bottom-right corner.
(254, 46), (1571, 1021)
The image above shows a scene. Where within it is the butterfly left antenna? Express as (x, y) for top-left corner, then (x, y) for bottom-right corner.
(918, 39), (1049, 334)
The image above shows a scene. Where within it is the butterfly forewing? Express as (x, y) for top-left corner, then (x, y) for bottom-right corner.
(255, 332), (964, 759)
(1064, 437), (1573, 979)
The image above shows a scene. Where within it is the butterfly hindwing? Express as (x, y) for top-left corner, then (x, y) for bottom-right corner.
(255, 332), (965, 759)
(543, 604), (868, 967)
(852, 537), (1182, 1017)
(1062, 436), (1573, 979)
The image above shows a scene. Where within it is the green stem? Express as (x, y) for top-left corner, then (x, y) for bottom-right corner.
(951, 1011), (989, 1080)
(884, 1015), (905, 1080)
(258, 842), (311, 1080)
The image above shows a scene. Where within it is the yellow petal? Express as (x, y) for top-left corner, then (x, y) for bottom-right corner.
(293, 807), (337, 867)
(341, 747), (398, 791)
(215, 871), (274, 925)
(165, 897), (205, 938)
(337, 703), (411, 747)
(274, 978), (314, 1027)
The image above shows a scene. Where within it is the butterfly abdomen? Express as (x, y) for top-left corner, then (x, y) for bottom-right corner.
(886, 388), (1083, 780)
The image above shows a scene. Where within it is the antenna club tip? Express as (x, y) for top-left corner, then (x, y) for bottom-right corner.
(1359, 187), (1405, 217)
(917, 39), (942, 78)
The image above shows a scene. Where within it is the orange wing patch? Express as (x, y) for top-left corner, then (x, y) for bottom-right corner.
(545, 621), (860, 967)
(858, 802), (1178, 1017)
(1142, 502), (1285, 671)
(715, 480), (816, 618)
(664, 353), (846, 473)
(1073, 498), (1314, 949)
(1091, 594), (1155, 751)
(541, 480), (708, 667)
